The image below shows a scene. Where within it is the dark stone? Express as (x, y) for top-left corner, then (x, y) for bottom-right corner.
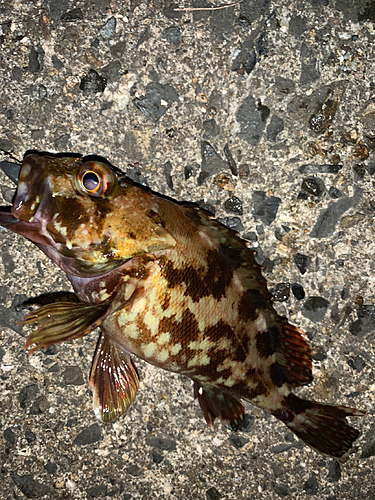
(160, 26), (181, 46)
(270, 443), (294, 453)
(327, 460), (341, 482)
(99, 16), (116, 39)
(240, 0), (271, 25)
(54, 133), (70, 149)
(303, 475), (319, 495)
(61, 8), (83, 22)
(274, 483), (290, 497)
(67, 417), (78, 428)
(163, 161), (173, 190)
(223, 144), (238, 176)
(312, 348), (327, 361)
(44, 344), (58, 355)
(74, 424), (102, 445)
(243, 231), (257, 242)
(206, 486), (222, 500)
(101, 61), (122, 83)
(11, 474), (51, 498)
(310, 186), (363, 238)
(288, 81), (348, 129)
(152, 449), (164, 464)
(267, 115), (284, 141)
(236, 413), (255, 432)
(126, 166), (149, 186)
(12, 66), (23, 81)
(275, 76), (295, 94)
(302, 297), (329, 322)
(184, 165), (196, 180)
(300, 42), (320, 86)
(242, 50), (257, 74)
(361, 424), (375, 458)
(87, 484), (108, 498)
(348, 355), (366, 372)
(80, 69), (107, 93)
(328, 186), (342, 198)
(30, 396), (49, 415)
(256, 31), (268, 57)
(62, 366), (85, 385)
(0, 346), (5, 362)
(289, 15), (308, 37)
(133, 82), (178, 122)
(236, 96), (270, 147)
(203, 118), (220, 137)
(44, 462), (57, 474)
(52, 55), (64, 70)
(198, 141), (228, 185)
(162, 1), (183, 19)
(228, 434), (249, 448)
(110, 40), (126, 58)
(224, 196), (243, 215)
(126, 464), (142, 476)
(216, 217), (244, 233)
(252, 191), (281, 226)
(210, 6), (236, 40)
(145, 435), (176, 451)
(29, 84), (47, 100)
(19, 384), (39, 409)
(294, 252), (311, 274)
(349, 305), (375, 337)
(270, 283), (290, 302)
(28, 45), (44, 73)
(25, 430), (36, 443)
(301, 177), (325, 197)
(4, 427), (15, 444)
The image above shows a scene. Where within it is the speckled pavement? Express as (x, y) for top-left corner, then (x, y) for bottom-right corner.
(1, 0), (375, 498)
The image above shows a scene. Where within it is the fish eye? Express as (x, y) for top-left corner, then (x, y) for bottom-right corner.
(82, 171), (100, 193)
(76, 161), (116, 198)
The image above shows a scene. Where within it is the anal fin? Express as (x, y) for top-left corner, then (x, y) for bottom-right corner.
(89, 333), (139, 423)
(194, 382), (245, 431)
(22, 301), (109, 354)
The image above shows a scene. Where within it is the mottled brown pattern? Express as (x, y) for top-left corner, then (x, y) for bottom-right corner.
(256, 327), (279, 358)
(53, 196), (90, 241)
(159, 255), (207, 303)
(204, 249), (234, 300)
(203, 320), (235, 343)
(269, 361), (288, 387)
(237, 288), (268, 322)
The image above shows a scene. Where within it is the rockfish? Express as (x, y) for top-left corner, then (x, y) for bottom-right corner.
(0, 153), (364, 457)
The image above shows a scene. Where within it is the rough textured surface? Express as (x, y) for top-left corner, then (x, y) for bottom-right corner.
(0, 0), (375, 498)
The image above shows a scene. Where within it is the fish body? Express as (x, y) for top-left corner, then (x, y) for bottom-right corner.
(0, 154), (364, 457)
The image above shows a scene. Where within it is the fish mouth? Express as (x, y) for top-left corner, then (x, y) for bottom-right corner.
(0, 155), (54, 246)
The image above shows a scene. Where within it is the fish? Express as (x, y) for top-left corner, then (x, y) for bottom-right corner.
(0, 153), (364, 457)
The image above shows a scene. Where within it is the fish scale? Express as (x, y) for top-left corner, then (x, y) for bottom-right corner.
(0, 153), (364, 457)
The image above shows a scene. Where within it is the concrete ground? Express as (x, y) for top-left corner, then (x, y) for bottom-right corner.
(1, 0), (375, 498)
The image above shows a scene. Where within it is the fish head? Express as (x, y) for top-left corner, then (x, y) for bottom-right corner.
(0, 153), (175, 277)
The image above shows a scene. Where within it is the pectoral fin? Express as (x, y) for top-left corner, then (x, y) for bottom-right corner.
(22, 301), (109, 354)
(89, 332), (139, 423)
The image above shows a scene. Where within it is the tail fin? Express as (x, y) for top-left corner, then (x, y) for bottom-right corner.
(272, 394), (364, 457)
